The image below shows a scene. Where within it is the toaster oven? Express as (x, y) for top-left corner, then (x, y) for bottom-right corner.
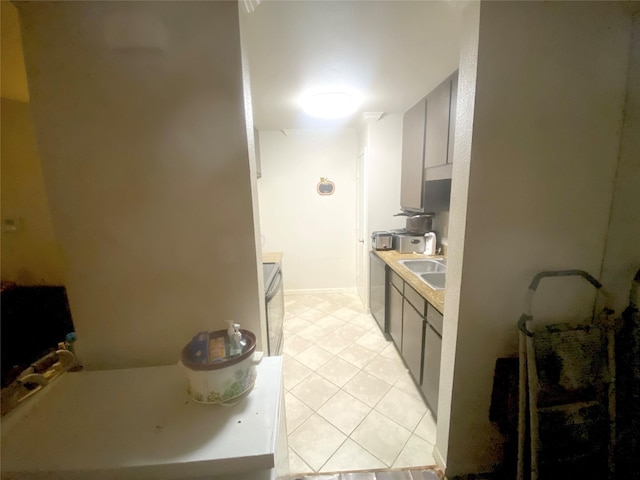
(371, 231), (393, 251)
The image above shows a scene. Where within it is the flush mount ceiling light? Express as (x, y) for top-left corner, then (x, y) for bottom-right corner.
(300, 91), (361, 119)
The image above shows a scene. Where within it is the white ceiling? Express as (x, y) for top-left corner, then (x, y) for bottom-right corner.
(240, 0), (465, 130)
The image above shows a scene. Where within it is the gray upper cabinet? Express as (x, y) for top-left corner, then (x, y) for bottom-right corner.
(424, 71), (458, 181)
(254, 127), (262, 179)
(400, 71), (459, 209)
(447, 72), (458, 166)
(400, 98), (427, 212)
(424, 77), (451, 170)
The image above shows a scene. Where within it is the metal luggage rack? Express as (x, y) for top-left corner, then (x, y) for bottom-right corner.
(516, 270), (616, 480)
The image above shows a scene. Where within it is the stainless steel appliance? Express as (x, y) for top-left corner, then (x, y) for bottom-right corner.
(369, 252), (387, 332)
(371, 231), (393, 251)
(393, 212), (433, 234)
(393, 232), (427, 254)
(263, 262), (283, 356)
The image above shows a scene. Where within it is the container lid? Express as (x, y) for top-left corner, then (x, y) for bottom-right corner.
(181, 329), (256, 371)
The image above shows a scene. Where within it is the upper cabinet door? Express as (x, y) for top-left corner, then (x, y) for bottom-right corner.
(254, 127), (262, 178)
(424, 77), (452, 169)
(447, 72), (458, 165)
(400, 98), (427, 212)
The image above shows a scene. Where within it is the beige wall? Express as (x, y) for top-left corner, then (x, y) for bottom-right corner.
(601, 12), (640, 313)
(435, 1), (480, 469)
(17, 2), (263, 369)
(1, 2), (65, 286)
(1, 2), (29, 102)
(363, 114), (406, 238)
(257, 129), (357, 291)
(355, 113), (406, 305)
(440, 2), (634, 475)
(1, 98), (66, 285)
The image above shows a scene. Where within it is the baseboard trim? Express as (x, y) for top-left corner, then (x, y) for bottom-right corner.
(284, 287), (358, 296)
(433, 445), (446, 471)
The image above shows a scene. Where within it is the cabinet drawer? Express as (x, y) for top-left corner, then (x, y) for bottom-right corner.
(389, 269), (403, 292)
(404, 284), (426, 316)
(427, 304), (443, 337)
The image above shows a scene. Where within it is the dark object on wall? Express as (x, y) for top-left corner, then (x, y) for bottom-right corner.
(615, 268), (640, 479)
(1, 285), (75, 388)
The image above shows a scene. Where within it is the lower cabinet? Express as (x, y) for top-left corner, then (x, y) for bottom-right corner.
(388, 282), (403, 348)
(402, 299), (425, 383)
(422, 322), (442, 413)
(384, 270), (443, 417)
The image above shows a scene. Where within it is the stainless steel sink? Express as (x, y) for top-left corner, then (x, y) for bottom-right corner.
(399, 259), (446, 274)
(420, 272), (446, 290)
(398, 259), (446, 290)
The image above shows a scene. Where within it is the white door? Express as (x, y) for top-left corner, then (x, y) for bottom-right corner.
(355, 150), (368, 308)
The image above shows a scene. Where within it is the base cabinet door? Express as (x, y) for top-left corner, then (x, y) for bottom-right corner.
(388, 283), (403, 349)
(369, 252), (387, 333)
(402, 299), (425, 383)
(422, 323), (442, 414)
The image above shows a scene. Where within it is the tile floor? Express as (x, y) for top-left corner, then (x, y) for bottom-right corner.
(282, 291), (438, 475)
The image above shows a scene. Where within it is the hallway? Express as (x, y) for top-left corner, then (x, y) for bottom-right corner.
(282, 292), (437, 474)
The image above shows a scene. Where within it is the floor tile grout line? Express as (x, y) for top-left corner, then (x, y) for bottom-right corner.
(340, 403), (393, 469)
(389, 428), (418, 469)
(304, 376), (422, 470)
(315, 432), (351, 473)
(287, 355), (390, 470)
(287, 441), (316, 473)
(290, 336), (422, 418)
(293, 330), (388, 375)
(283, 391), (314, 437)
(283, 292), (437, 475)
(288, 379), (341, 414)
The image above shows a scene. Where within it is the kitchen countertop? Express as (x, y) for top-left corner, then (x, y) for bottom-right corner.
(373, 250), (445, 314)
(1, 357), (285, 480)
(262, 252), (283, 264)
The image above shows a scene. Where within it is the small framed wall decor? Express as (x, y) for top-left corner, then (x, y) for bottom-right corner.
(317, 177), (335, 196)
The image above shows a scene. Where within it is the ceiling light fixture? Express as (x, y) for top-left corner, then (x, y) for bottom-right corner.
(300, 91), (361, 119)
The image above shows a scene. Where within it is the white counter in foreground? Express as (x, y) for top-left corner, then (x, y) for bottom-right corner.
(1, 357), (287, 480)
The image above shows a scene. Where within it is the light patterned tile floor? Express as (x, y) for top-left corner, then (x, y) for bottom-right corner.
(283, 292), (438, 474)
